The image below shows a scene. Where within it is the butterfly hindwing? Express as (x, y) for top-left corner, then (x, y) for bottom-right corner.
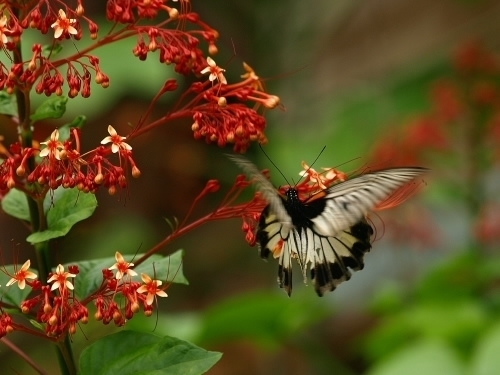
(310, 220), (373, 296)
(258, 202), (374, 296)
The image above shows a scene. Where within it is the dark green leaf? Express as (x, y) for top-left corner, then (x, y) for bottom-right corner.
(416, 252), (487, 301)
(369, 281), (406, 315)
(1, 189), (30, 221)
(362, 301), (488, 361)
(58, 115), (87, 141)
(30, 96), (68, 122)
(0, 265), (37, 307)
(71, 250), (187, 299)
(197, 290), (330, 348)
(134, 250), (188, 285)
(79, 331), (221, 375)
(27, 188), (97, 244)
(0, 90), (17, 117)
(41, 43), (63, 58)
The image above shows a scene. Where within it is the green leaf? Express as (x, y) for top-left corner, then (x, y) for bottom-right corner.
(416, 252), (485, 301)
(29, 319), (45, 331)
(0, 90), (17, 117)
(79, 331), (221, 375)
(30, 96), (68, 122)
(470, 321), (500, 375)
(71, 250), (187, 299)
(366, 339), (465, 375)
(41, 43), (63, 58)
(362, 300), (488, 361)
(58, 115), (87, 141)
(134, 251), (188, 285)
(1, 189), (30, 221)
(27, 188), (97, 244)
(0, 265), (37, 307)
(197, 290), (330, 348)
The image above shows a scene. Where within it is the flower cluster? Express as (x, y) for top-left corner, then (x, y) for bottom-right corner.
(94, 252), (169, 325)
(0, 0), (215, 98)
(190, 61), (281, 152)
(0, 3), (103, 97)
(0, 252), (168, 339)
(0, 126), (139, 195)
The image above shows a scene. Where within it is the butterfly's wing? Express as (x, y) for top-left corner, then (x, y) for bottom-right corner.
(309, 219), (373, 296)
(258, 203), (374, 296)
(228, 155), (292, 226)
(257, 204), (295, 295)
(311, 168), (427, 237)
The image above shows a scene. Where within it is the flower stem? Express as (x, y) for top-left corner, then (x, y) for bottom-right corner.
(0, 337), (49, 375)
(56, 338), (77, 375)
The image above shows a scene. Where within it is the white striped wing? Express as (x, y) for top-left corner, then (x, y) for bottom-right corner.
(312, 168), (427, 236)
(228, 154), (292, 226)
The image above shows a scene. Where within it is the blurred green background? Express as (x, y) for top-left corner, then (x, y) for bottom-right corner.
(1, 0), (500, 374)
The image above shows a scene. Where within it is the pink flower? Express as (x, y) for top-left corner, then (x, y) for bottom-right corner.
(51, 9), (78, 39)
(108, 252), (138, 280)
(101, 125), (132, 153)
(47, 264), (76, 292)
(0, 15), (11, 45)
(5, 260), (38, 290)
(200, 57), (227, 85)
(136, 273), (168, 306)
(39, 129), (63, 160)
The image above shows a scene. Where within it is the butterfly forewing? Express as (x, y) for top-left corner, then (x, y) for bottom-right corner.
(228, 155), (292, 226)
(312, 168), (427, 237)
(230, 155), (427, 296)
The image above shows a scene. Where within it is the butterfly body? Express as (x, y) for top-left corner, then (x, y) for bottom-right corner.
(229, 154), (427, 296)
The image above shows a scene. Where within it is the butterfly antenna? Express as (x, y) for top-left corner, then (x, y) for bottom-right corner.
(309, 146), (326, 169)
(295, 145), (327, 186)
(259, 143), (291, 186)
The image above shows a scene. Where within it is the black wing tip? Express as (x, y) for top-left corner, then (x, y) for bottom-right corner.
(311, 262), (352, 296)
(278, 265), (293, 296)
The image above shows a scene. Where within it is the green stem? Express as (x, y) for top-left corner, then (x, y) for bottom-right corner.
(34, 242), (50, 287)
(56, 338), (77, 375)
(11, 8), (76, 374)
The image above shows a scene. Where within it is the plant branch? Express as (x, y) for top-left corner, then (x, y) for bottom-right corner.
(1, 337), (49, 375)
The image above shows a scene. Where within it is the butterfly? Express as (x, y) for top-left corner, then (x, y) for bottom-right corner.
(230, 155), (428, 296)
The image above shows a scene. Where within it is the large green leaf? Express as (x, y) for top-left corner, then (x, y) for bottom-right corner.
(30, 96), (68, 122)
(1, 189), (30, 221)
(469, 321), (500, 375)
(0, 265), (37, 308)
(366, 339), (465, 375)
(79, 331), (221, 375)
(27, 188), (97, 243)
(197, 290), (330, 348)
(71, 250), (187, 300)
(363, 300), (488, 361)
